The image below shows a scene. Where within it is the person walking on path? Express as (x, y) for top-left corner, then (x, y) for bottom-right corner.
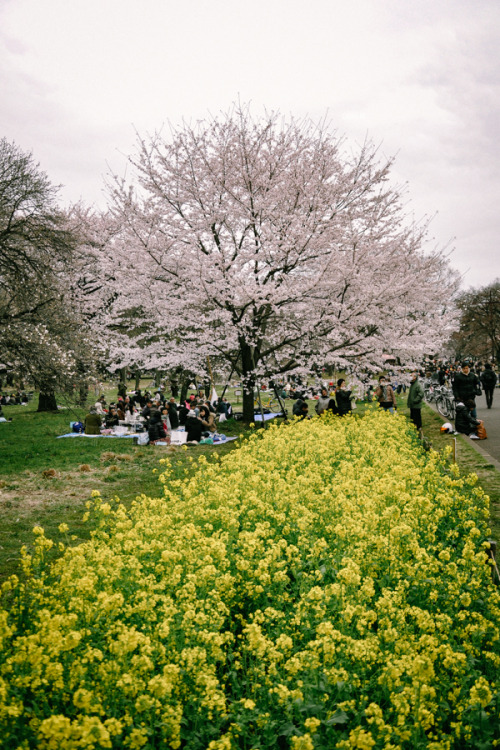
(480, 363), (498, 409)
(407, 371), (425, 431)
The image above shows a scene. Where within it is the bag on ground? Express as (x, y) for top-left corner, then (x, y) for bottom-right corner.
(476, 421), (487, 440)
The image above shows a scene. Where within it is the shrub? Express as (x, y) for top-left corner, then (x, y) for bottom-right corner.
(1, 410), (499, 748)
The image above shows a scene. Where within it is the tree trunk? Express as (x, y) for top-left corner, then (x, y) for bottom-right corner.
(240, 341), (257, 424)
(79, 383), (88, 407)
(38, 389), (58, 412)
(134, 369), (141, 390)
(242, 386), (255, 424)
(180, 378), (190, 405)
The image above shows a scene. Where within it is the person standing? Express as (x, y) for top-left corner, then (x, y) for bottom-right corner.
(480, 363), (498, 409)
(375, 376), (397, 413)
(335, 379), (352, 416)
(452, 362), (481, 417)
(315, 387), (332, 416)
(406, 371), (425, 431)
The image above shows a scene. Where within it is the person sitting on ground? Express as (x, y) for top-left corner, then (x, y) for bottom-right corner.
(185, 408), (204, 443)
(122, 395), (135, 414)
(454, 401), (481, 439)
(94, 400), (105, 415)
(292, 398), (310, 419)
(375, 375), (397, 412)
(148, 411), (167, 443)
(199, 404), (216, 433)
(216, 397), (230, 419)
(84, 406), (102, 435)
(178, 401), (190, 425)
(166, 399), (179, 429)
(105, 407), (120, 429)
(335, 379), (353, 416)
(160, 405), (171, 432)
(141, 399), (154, 420)
(204, 399), (216, 414)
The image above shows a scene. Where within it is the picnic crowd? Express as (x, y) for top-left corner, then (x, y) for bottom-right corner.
(80, 390), (233, 444)
(0, 359), (497, 443)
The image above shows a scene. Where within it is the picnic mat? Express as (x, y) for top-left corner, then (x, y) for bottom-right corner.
(56, 433), (137, 439)
(56, 433), (238, 444)
(253, 412), (282, 422)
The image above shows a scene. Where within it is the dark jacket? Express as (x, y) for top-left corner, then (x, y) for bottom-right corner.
(455, 403), (480, 435)
(148, 412), (166, 442)
(481, 369), (498, 388)
(336, 388), (352, 416)
(293, 398), (306, 416)
(453, 371), (480, 403)
(185, 413), (203, 442)
(178, 405), (190, 426)
(168, 403), (179, 429)
(407, 378), (425, 409)
(105, 413), (120, 428)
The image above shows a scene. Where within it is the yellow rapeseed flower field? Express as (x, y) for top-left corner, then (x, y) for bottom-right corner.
(0, 409), (499, 749)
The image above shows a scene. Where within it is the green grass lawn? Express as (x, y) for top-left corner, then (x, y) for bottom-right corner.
(1, 386), (499, 582)
(0, 392), (246, 581)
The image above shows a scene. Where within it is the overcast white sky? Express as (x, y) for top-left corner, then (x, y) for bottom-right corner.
(1, 0), (499, 289)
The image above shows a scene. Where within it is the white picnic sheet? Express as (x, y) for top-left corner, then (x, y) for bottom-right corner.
(56, 433), (137, 439)
(253, 412), (281, 422)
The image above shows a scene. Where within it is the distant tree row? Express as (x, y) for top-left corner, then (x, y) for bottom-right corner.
(449, 281), (500, 364)
(1, 105), (462, 418)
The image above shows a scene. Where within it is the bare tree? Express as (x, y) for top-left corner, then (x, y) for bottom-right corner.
(0, 138), (85, 410)
(451, 280), (500, 363)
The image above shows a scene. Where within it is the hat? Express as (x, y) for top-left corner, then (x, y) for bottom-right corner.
(440, 422), (453, 433)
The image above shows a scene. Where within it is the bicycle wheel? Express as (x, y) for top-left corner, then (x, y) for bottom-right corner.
(448, 398), (456, 421)
(268, 398), (281, 413)
(435, 396), (448, 418)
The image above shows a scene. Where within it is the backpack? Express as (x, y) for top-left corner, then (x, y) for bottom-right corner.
(72, 421), (84, 433)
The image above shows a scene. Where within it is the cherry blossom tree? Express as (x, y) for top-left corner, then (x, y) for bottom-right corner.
(104, 105), (459, 421)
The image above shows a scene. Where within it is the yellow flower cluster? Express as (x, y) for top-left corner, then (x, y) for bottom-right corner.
(1, 409), (499, 748)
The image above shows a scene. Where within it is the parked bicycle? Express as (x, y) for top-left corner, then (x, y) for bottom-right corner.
(423, 379), (438, 403)
(253, 390), (281, 413)
(434, 386), (456, 421)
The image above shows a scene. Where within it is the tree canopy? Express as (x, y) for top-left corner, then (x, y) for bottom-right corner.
(103, 106), (458, 420)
